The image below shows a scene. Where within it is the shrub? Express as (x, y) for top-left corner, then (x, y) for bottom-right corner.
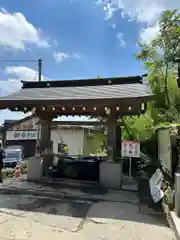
(2, 161), (28, 179)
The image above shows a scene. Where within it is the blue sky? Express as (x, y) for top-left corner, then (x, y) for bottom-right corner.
(0, 0), (178, 123)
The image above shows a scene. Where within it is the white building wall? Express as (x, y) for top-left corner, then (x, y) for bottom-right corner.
(51, 128), (85, 155)
(5, 115), (86, 156)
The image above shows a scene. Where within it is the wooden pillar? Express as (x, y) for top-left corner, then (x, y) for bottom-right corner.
(36, 112), (55, 177)
(116, 126), (122, 159)
(100, 115), (122, 189)
(39, 119), (52, 151)
(106, 115), (121, 161)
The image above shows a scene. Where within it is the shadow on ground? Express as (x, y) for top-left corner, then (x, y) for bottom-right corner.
(0, 187), (168, 229)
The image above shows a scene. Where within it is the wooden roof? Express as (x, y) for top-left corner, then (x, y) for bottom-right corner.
(0, 75), (153, 117)
(0, 75), (153, 109)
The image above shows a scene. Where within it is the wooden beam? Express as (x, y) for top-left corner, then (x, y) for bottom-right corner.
(1, 95), (153, 109)
(35, 120), (122, 126)
(51, 121), (122, 126)
(8, 100), (146, 117)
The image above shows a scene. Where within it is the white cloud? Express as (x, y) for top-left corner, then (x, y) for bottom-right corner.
(116, 32), (126, 47)
(104, 3), (117, 20)
(0, 65), (48, 123)
(5, 66), (38, 81)
(53, 51), (84, 63)
(96, 0), (180, 43)
(72, 52), (84, 59)
(0, 78), (22, 96)
(0, 66), (47, 96)
(97, 0), (178, 24)
(0, 8), (50, 50)
(140, 23), (160, 44)
(1, 66), (38, 95)
(53, 52), (70, 63)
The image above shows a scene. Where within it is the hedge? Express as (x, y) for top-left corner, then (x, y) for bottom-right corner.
(2, 162), (27, 179)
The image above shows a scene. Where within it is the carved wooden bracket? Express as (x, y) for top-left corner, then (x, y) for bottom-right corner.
(35, 110), (57, 121)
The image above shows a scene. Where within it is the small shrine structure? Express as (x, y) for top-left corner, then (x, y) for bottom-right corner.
(0, 75), (153, 189)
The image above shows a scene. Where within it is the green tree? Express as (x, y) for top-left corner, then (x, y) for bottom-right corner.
(121, 113), (154, 141)
(136, 9), (180, 124)
(94, 10), (180, 143)
(121, 9), (180, 142)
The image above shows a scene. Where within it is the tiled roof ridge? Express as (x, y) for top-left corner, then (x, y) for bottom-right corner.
(21, 74), (147, 89)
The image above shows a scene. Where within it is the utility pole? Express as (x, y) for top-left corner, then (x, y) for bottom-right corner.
(36, 58), (42, 155)
(0, 58), (43, 155)
(38, 58), (42, 82)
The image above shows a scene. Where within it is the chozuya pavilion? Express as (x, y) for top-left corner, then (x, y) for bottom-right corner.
(0, 75), (153, 189)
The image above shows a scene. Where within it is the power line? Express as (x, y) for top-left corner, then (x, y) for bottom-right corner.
(0, 59), (43, 80)
(0, 59), (43, 152)
(0, 60), (37, 63)
(0, 58), (43, 94)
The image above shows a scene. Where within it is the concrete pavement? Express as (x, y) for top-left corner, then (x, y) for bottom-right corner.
(0, 192), (175, 239)
(0, 178), (140, 203)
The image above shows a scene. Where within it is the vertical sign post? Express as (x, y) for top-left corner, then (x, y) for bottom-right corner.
(121, 140), (140, 178)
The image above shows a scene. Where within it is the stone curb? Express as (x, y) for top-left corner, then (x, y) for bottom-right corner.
(0, 187), (138, 205)
(161, 201), (180, 239)
(167, 211), (180, 240)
